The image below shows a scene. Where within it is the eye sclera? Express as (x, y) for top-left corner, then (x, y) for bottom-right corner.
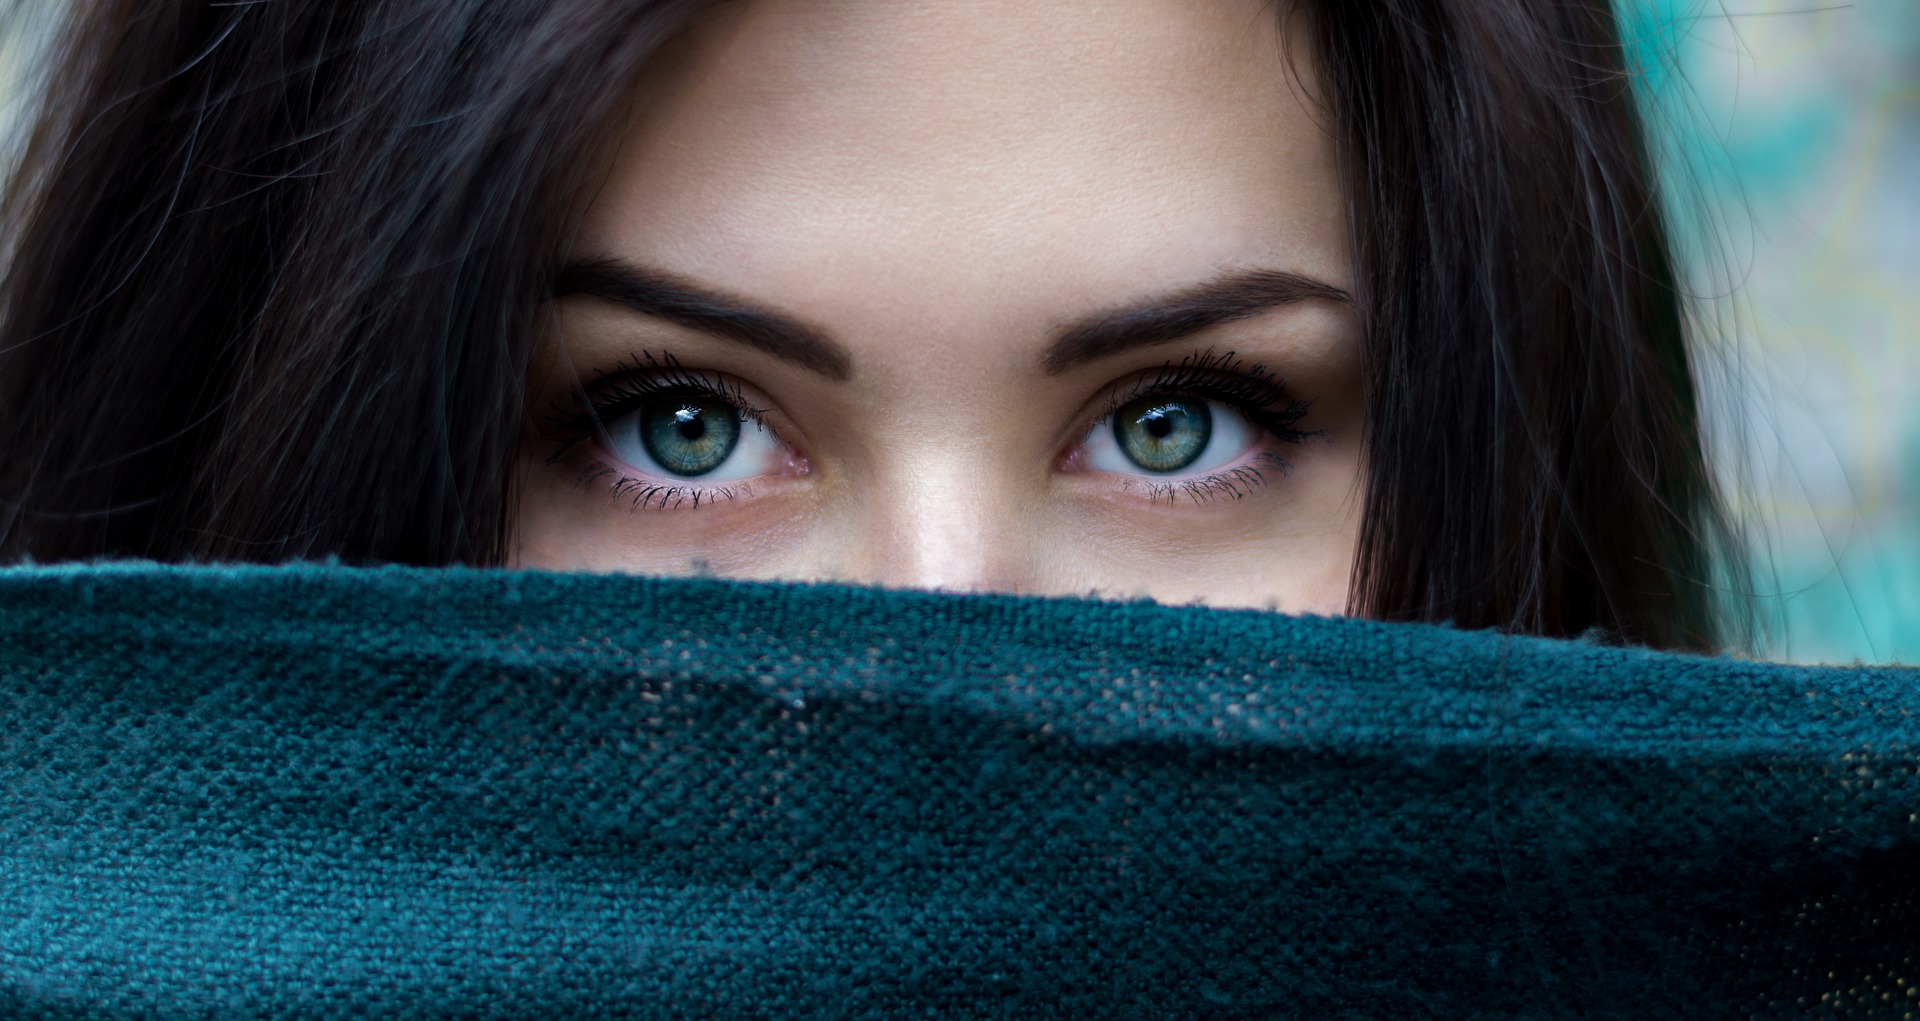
(547, 349), (1315, 513)
(1078, 396), (1261, 477)
(545, 356), (811, 512)
(1053, 349), (1317, 495)
(1057, 404), (1289, 508)
(583, 405), (811, 512)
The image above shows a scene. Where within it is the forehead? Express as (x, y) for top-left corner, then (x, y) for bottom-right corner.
(576, 0), (1347, 349)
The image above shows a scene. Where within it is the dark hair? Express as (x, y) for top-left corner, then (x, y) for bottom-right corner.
(1300, 1), (1743, 651)
(0, 0), (1744, 651)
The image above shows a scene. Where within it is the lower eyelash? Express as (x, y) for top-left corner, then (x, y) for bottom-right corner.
(572, 458), (754, 512)
(1129, 452), (1292, 505)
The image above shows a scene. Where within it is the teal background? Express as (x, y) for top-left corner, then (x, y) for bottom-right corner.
(1624, 0), (1920, 662)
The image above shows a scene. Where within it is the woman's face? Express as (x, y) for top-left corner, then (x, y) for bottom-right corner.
(514, 0), (1363, 613)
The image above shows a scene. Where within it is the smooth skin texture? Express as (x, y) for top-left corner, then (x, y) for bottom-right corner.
(514, 0), (1365, 614)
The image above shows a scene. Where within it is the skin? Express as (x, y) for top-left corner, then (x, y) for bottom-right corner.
(513, 0), (1365, 614)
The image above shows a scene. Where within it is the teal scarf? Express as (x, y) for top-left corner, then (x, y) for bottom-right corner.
(3, 565), (1916, 1018)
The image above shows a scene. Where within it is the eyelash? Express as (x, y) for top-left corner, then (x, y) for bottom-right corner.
(543, 348), (1317, 511)
(1083, 349), (1317, 505)
(543, 352), (781, 511)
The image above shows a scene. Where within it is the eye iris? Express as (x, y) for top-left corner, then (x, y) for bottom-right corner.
(1115, 396), (1211, 473)
(640, 399), (739, 476)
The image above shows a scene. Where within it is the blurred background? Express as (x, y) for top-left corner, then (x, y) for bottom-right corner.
(0, 1), (1913, 662)
(1622, 0), (1919, 662)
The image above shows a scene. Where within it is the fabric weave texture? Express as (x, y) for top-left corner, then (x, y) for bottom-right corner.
(1, 564), (1917, 1019)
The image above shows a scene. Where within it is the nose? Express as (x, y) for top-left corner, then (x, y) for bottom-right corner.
(829, 463), (1036, 595)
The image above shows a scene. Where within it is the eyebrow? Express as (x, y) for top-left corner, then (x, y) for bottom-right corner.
(556, 259), (1353, 382)
(1040, 269), (1354, 374)
(555, 259), (855, 381)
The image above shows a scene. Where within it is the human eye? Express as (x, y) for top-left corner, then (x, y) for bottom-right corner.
(1069, 349), (1317, 504)
(544, 353), (806, 510)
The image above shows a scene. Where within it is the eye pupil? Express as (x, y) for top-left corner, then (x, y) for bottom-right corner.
(1115, 397), (1211, 473)
(642, 398), (739, 476)
(674, 408), (707, 442)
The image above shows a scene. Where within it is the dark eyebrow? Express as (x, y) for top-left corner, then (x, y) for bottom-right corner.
(1041, 269), (1354, 374)
(554, 259), (855, 381)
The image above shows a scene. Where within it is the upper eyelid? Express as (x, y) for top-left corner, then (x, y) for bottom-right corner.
(1099, 374), (1263, 417)
(574, 363), (776, 430)
(547, 362), (1305, 510)
(569, 366), (823, 491)
(536, 364), (775, 470)
(558, 350), (1309, 458)
(560, 370), (794, 504)
(1072, 365), (1318, 468)
(1090, 365), (1296, 426)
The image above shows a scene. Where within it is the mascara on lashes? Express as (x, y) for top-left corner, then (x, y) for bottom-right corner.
(542, 348), (1318, 511)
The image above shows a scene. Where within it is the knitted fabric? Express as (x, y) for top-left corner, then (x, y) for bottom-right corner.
(1, 564), (1916, 1019)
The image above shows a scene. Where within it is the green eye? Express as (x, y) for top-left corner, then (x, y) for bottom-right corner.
(1113, 396), (1212, 473)
(640, 398), (740, 477)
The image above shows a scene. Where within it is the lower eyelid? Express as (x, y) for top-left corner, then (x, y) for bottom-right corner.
(565, 417), (810, 513)
(552, 377), (1298, 510)
(1118, 452), (1292, 505)
(1078, 398), (1264, 478)
(597, 399), (796, 482)
(575, 456), (762, 512)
